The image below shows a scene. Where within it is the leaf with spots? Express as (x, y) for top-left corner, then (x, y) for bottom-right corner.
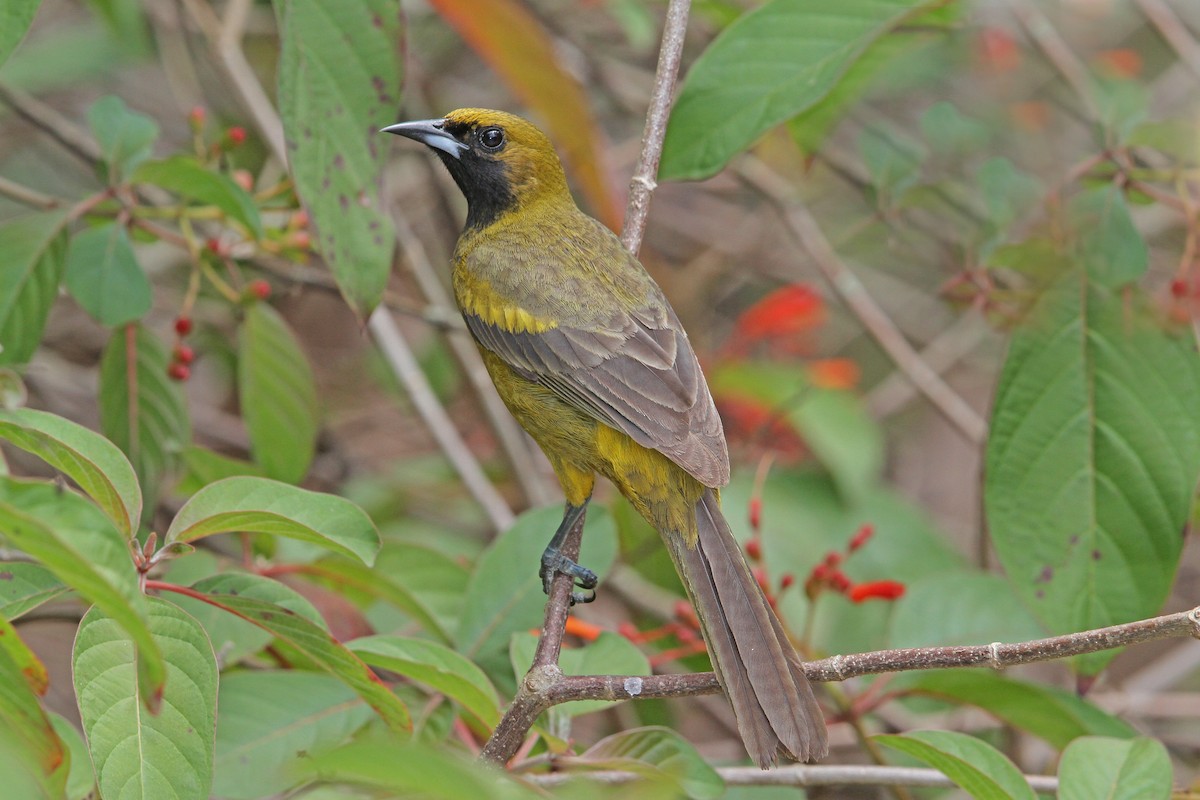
(274, 0), (400, 316)
(72, 598), (217, 800)
(985, 274), (1200, 674)
(0, 617), (66, 798)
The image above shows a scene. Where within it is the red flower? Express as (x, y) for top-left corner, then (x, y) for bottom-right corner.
(809, 358), (860, 390)
(848, 524), (874, 552)
(735, 285), (824, 341)
(849, 580), (906, 603)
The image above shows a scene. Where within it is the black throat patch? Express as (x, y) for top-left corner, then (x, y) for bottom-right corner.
(434, 145), (517, 231)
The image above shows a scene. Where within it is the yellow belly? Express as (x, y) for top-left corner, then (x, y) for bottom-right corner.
(479, 349), (702, 541)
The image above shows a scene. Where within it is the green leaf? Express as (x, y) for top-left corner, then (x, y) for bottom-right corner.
(99, 323), (191, 516)
(313, 543), (464, 643)
(350, 635), (501, 727)
(64, 222), (152, 326)
(1058, 736), (1171, 800)
(191, 590), (411, 732)
(510, 631), (650, 718)
(0, 562), (66, 620)
(888, 572), (1044, 649)
(1068, 185), (1147, 288)
(49, 712), (95, 800)
(876, 730), (1036, 800)
(0, 478), (165, 708)
(87, 95), (159, 183)
(661, 0), (937, 180)
(0, 212), (69, 367)
(710, 363), (883, 501)
(790, 31), (938, 155)
(175, 444), (264, 496)
(274, 0), (399, 315)
(899, 671), (1135, 750)
(0, 407), (142, 536)
(238, 303), (318, 483)
(985, 276), (1200, 674)
(859, 124), (925, 201)
(455, 504), (617, 690)
(168, 572), (324, 666)
(73, 598), (217, 800)
(0, 0), (38, 69)
(582, 727), (724, 800)
(214, 671), (374, 800)
(0, 618), (65, 797)
(134, 156), (264, 238)
(166, 476), (379, 564)
(920, 101), (991, 157)
(293, 739), (539, 800)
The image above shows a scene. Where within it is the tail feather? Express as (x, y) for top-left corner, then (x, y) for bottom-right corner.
(669, 489), (828, 767)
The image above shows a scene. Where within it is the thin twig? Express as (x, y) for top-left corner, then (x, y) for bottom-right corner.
(1010, 1), (1098, 120)
(737, 156), (988, 445)
(482, 0), (693, 766)
(0, 176), (63, 210)
(367, 309), (514, 531)
(0, 83), (104, 166)
(527, 764), (1058, 793)
(620, 0), (691, 256)
(1135, 0), (1200, 81)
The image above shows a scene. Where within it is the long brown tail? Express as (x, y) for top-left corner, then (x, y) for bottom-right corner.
(665, 488), (828, 767)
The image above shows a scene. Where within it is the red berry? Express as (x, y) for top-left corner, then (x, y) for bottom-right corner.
(744, 537), (762, 561)
(247, 279), (271, 300)
(291, 230), (312, 250)
(232, 169), (254, 192)
(205, 238), (223, 255)
(174, 316), (193, 336)
(167, 363), (191, 382)
(780, 574), (795, 590)
(227, 126), (247, 145)
(824, 551), (843, 568)
(1170, 278), (1189, 298)
(173, 344), (195, 365)
(188, 106), (206, 130)
(748, 497), (762, 532)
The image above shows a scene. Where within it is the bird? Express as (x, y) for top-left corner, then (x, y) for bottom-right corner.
(383, 109), (828, 767)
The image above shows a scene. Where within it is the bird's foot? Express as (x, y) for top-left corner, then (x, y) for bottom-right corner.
(539, 548), (598, 605)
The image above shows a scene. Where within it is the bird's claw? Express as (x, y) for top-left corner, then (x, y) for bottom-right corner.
(540, 549), (598, 605)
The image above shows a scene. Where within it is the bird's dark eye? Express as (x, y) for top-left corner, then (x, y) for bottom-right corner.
(478, 127), (505, 150)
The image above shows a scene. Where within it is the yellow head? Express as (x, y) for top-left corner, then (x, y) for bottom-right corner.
(383, 108), (571, 230)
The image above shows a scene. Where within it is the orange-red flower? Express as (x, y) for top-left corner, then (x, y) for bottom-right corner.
(849, 580), (906, 603)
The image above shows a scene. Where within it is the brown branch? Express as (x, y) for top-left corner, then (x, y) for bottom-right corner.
(529, 764), (1058, 793)
(0, 176), (63, 211)
(0, 83), (103, 166)
(483, 606), (1199, 766)
(1135, 0), (1200, 81)
(620, 0), (691, 257)
(482, 0), (693, 766)
(737, 156), (989, 445)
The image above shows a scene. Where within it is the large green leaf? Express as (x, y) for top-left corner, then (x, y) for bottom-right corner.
(0, 562), (66, 620)
(454, 504), (617, 691)
(273, 0), (399, 315)
(135, 156), (263, 238)
(1058, 736), (1171, 800)
(214, 671), (374, 800)
(168, 572), (324, 666)
(49, 713), (95, 800)
(582, 728), (724, 800)
(899, 671), (1135, 750)
(99, 323), (191, 516)
(238, 304), (318, 484)
(876, 730), (1036, 800)
(0, 212), (68, 367)
(0, 617), (66, 797)
(190, 589), (411, 732)
(0, 478), (165, 707)
(661, 0), (936, 180)
(64, 222), (152, 326)
(888, 572), (1044, 649)
(165, 476), (379, 565)
(0, 407), (142, 536)
(350, 635), (500, 727)
(73, 598), (217, 800)
(0, 0), (39, 69)
(1069, 185), (1147, 288)
(985, 276), (1200, 674)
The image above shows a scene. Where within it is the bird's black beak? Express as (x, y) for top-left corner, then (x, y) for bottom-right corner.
(381, 118), (468, 160)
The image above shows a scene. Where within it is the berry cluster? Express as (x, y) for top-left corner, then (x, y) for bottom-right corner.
(168, 315), (195, 382)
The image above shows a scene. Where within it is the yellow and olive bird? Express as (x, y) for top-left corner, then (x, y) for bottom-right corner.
(384, 109), (827, 766)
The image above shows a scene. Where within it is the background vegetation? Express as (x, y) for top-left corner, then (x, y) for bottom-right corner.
(1, 0), (1198, 797)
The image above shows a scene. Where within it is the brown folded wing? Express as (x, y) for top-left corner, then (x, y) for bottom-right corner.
(464, 303), (730, 488)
